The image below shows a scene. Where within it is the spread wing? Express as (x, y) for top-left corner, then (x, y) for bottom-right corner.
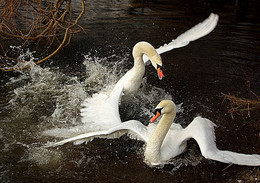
(184, 117), (260, 166)
(45, 120), (150, 147)
(143, 13), (219, 63)
(80, 72), (126, 128)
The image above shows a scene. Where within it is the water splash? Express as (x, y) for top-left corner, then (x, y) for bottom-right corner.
(21, 147), (63, 170)
(119, 78), (173, 123)
(83, 53), (127, 94)
(8, 63), (86, 129)
(1, 49), (189, 175)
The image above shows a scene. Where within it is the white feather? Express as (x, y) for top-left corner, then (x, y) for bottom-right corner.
(143, 13), (219, 63)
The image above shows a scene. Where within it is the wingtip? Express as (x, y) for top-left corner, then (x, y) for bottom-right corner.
(210, 13), (219, 26)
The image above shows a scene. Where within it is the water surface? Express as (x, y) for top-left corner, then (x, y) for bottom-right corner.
(0, 0), (260, 182)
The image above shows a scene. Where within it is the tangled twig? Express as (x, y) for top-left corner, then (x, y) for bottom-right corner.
(222, 92), (260, 118)
(0, 0), (85, 71)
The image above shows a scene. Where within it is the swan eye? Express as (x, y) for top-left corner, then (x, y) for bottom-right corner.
(157, 63), (161, 67)
(156, 64), (163, 71)
(150, 108), (162, 123)
(153, 108), (162, 116)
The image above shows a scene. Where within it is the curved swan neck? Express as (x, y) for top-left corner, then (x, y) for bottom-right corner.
(133, 42), (157, 58)
(145, 111), (176, 163)
(122, 41), (162, 96)
(132, 42), (160, 69)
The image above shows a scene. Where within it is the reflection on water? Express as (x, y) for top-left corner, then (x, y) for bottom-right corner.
(0, 0), (259, 182)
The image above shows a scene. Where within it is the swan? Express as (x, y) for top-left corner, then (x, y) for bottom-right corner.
(108, 13), (219, 97)
(46, 100), (260, 166)
(114, 13), (219, 96)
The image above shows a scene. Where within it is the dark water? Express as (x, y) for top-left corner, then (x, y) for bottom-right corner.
(1, 0), (260, 182)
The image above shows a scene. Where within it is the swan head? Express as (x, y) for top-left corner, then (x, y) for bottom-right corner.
(133, 41), (164, 80)
(150, 100), (176, 123)
(151, 54), (165, 80)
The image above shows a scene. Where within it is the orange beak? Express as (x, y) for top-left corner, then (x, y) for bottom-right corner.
(157, 67), (165, 80)
(150, 111), (161, 123)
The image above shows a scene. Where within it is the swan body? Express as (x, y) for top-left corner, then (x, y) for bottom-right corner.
(46, 100), (260, 166)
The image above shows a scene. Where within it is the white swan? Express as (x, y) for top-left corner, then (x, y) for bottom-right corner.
(116, 12), (219, 96)
(46, 100), (260, 166)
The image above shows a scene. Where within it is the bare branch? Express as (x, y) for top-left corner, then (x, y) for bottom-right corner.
(0, 0), (85, 71)
(222, 93), (260, 118)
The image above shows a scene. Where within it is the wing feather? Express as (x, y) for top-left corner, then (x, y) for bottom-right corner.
(143, 13), (219, 63)
(45, 120), (149, 147)
(184, 117), (260, 166)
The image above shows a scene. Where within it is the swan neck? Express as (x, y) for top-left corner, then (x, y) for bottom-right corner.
(145, 112), (175, 163)
(133, 55), (145, 69)
(132, 42), (158, 67)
